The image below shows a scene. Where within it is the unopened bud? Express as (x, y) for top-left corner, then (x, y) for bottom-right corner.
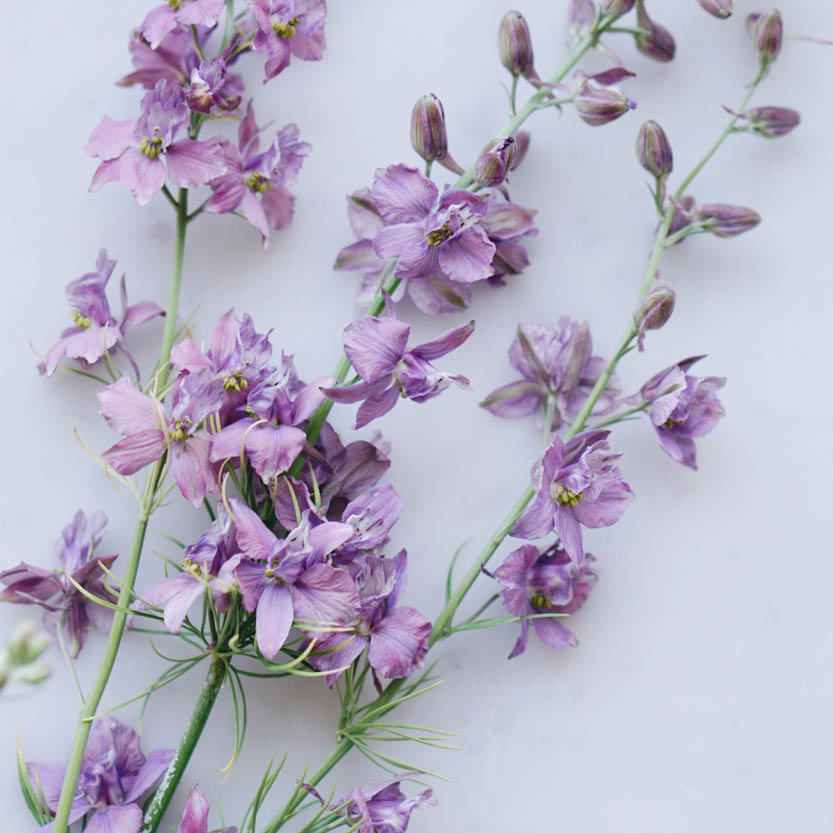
(745, 13), (761, 35)
(13, 663), (52, 685)
(636, 120), (673, 178)
(568, 0), (598, 38)
(635, 1), (676, 62)
(634, 286), (675, 335)
(602, 0), (636, 18)
(575, 77), (637, 127)
(754, 9), (783, 65)
(509, 130), (531, 170)
(499, 11), (536, 78)
(739, 106), (800, 137)
(8, 622), (50, 665)
(698, 0), (732, 19)
(410, 94), (449, 163)
(474, 137), (517, 187)
(698, 203), (761, 237)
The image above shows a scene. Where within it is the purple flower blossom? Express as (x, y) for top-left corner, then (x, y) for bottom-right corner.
(337, 777), (436, 833)
(230, 500), (357, 660)
(140, 0), (225, 50)
(322, 314), (474, 428)
(636, 356), (726, 469)
(27, 716), (173, 833)
(119, 28), (200, 89)
(248, 0), (327, 81)
(573, 68), (637, 127)
(185, 59), (243, 113)
(0, 510), (115, 657)
(511, 430), (633, 563)
(98, 372), (223, 506)
(339, 484), (403, 557)
(371, 164), (496, 284)
(481, 320), (617, 429)
(178, 785), (237, 833)
(206, 103), (309, 244)
(86, 80), (226, 206)
(310, 551), (431, 682)
(39, 250), (164, 378)
(495, 544), (598, 658)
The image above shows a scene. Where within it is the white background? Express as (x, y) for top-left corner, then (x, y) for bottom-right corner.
(2, 1), (832, 831)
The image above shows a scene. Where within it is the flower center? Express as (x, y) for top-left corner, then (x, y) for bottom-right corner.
(664, 417), (682, 429)
(182, 557), (202, 578)
(72, 310), (91, 329)
(167, 0), (181, 9)
(426, 225), (453, 246)
(246, 172), (271, 194)
(170, 417), (192, 442)
(220, 370), (248, 391)
(272, 16), (300, 38)
(140, 135), (164, 159)
(550, 483), (583, 507)
(528, 592), (549, 609)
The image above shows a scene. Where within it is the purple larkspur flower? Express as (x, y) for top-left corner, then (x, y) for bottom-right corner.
(495, 543), (598, 658)
(230, 500), (357, 660)
(172, 308), (274, 421)
(140, 0), (225, 50)
(337, 777), (436, 833)
(86, 80), (226, 206)
(98, 372), (223, 506)
(0, 511), (115, 657)
(636, 355), (726, 469)
(210, 354), (329, 483)
(322, 314), (474, 428)
(511, 430), (633, 563)
(178, 785), (237, 833)
(310, 551), (431, 683)
(119, 28), (199, 88)
(248, 0), (327, 81)
(338, 484), (403, 558)
(185, 58), (243, 113)
(205, 102), (309, 244)
(481, 320), (617, 429)
(39, 250), (163, 378)
(27, 716), (173, 833)
(371, 164), (496, 283)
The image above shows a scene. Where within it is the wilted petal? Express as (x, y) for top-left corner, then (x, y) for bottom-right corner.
(480, 380), (543, 419)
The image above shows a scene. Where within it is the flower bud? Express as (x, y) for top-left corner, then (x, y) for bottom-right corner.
(474, 137), (517, 187)
(568, 0), (597, 38)
(575, 78), (637, 126)
(745, 13), (761, 35)
(602, 0), (636, 18)
(410, 94), (449, 163)
(739, 106), (800, 137)
(634, 286), (675, 334)
(635, 1), (676, 62)
(668, 195), (697, 241)
(509, 130), (531, 170)
(754, 10), (783, 66)
(697, 0), (732, 19)
(13, 662), (52, 685)
(636, 120), (673, 178)
(499, 11), (535, 78)
(697, 203), (761, 237)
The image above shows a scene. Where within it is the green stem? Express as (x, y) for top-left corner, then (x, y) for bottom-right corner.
(51, 191), (190, 833)
(140, 655), (227, 833)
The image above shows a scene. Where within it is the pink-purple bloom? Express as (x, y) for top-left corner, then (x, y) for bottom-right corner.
(511, 430), (633, 563)
(185, 59), (243, 113)
(495, 544), (598, 658)
(39, 250), (163, 378)
(0, 510), (115, 657)
(322, 314), (474, 428)
(140, 0), (225, 50)
(337, 777), (436, 833)
(27, 716), (173, 833)
(86, 80), (226, 206)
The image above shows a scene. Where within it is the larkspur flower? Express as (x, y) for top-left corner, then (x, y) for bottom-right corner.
(310, 551), (431, 682)
(338, 484), (403, 558)
(511, 429), (633, 563)
(495, 544), (598, 658)
(0, 510), (115, 657)
(231, 500), (357, 660)
(322, 314), (474, 428)
(140, 0), (225, 50)
(248, 0), (327, 82)
(206, 102), (310, 244)
(337, 777), (436, 833)
(39, 250), (163, 377)
(185, 58), (243, 113)
(178, 785), (237, 833)
(27, 717), (173, 833)
(481, 320), (617, 429)
(636, 355), (726, 469)
(86, 79), (226, 206)
(574, 67), (637, 126)
(119, 28), (199, 88)
(98, 372), (223, 506)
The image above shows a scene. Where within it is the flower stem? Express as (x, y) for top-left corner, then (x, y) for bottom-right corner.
(50, 190), (190, 833)
(140, 654), (227, 833)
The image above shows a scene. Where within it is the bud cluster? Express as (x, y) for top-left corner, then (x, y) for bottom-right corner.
(0, 622), (51, 690)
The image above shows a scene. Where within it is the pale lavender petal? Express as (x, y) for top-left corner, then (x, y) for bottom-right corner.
(552, 504), (584, 563)
(508, 618), (531, 659)
(205, 173), (246, 214)
(370, 164), (437, 224)
(437, 226), (496, 283)
(122, 300), (164, 331)
(343, 317), (410, 382)
(234, 559), (269, 611)
(480, 202), (537, 239)
(480, 380), (543, 419)
(261, 185), (294, 231)
(140, 5), (179, 49)
(321, 376), (393, 405)
(120, 148), (166, 206)
(309, 631), (367, 683)
(394, 239), (440, 280)
(307, 522), (355, 561)
(84, 116), (135, 160)
(26, 762), (66, 812)
(494, 545), (539, 617)
(406, 274), (471, 315)
(368, 606), (431, 678)
(573, 482), (633, 528)
(657, 429), (697, 469)
(532, 617), (577, 650)
(178, 785), (210, 833)
(83, 804), (143, 833)
(229, 499), (278, 560)
(292, 378), (330, 423)
(372, 222), (425, 259)
(355, 383), (400, 429)
(510, 493), (554, 539)
(411, 320), (474, 361)
(90, 158), (123, 192)
(171, 338), (213, 373)
(334, 239), (380, 271)
(272, 477), (314, 529)
(209, 419), (254, 462)
(256, 582), (294, 660)
(103, 429), (166, 475)
(166, 139), (226, 189)
(63, 325), (121, 365)
(290, 564), (359, 631)
(177, 0), (224, 26)
(236, 190), (271, 239)
(125, 747), (175, 803)
(246, 424), (307, 481)
(170, 433), (216, 506)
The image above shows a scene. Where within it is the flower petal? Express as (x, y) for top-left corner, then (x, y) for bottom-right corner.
(370, 164), (437, 224)
(102, 429), (166, 475)
(166, 138), (226, 189)
(256, 582), (294, 660)
(343, 317), (410, 383)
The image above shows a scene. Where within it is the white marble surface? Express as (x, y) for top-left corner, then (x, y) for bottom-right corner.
(2, 1), (833, 831)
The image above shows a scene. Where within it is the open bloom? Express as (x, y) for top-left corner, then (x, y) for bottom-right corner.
(27, 716), (173, 833)
(495, 544), (598, 658)
(511, 430), (633, 563)
(481, 320), (616, 428)
(337, 777), (436, 833)
(206, 102), (310, 244)
(636, 356), (726, 469)
(0, 511), (115, 657)
(98, 372), (223, 506)
(248, 0), (327, 81)
(140, 0), (225, 49)
(86, 79), (225, 206)
(322, 314), (474, 428)
(39, 250), (163, 377)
